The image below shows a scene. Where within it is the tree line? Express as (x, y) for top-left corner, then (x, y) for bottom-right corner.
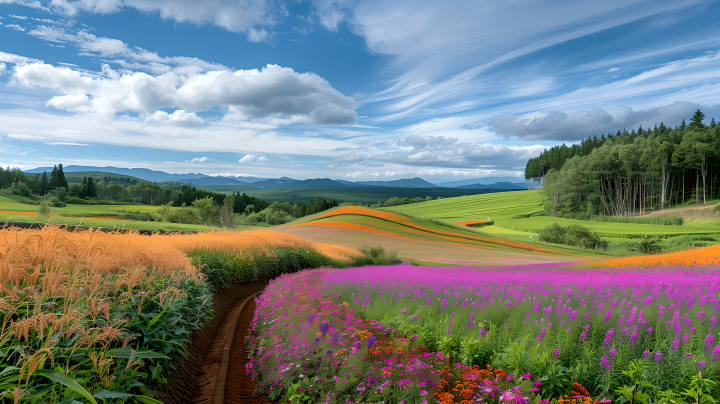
(524, 110), (720, 217)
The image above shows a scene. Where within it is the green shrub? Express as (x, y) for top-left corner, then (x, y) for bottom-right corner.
(38, 200), (52, 216)
(358, 244), (401, 265)
(638, 237), (662, 254)
(10, 181), (30, 196)
(189, 245), (344, 291)
(538, 223), (607, 250)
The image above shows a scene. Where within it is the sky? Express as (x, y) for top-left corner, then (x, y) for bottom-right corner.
(1, 0), (720, 181)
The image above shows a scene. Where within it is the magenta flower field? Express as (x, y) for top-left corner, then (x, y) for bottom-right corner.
(246, 263), (720, 403)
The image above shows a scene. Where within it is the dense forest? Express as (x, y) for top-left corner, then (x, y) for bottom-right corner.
(525, 110), (720, 217)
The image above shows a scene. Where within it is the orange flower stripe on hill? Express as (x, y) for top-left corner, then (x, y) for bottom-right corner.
(291, 206), (567, 255)
(596, 243), (720, 267)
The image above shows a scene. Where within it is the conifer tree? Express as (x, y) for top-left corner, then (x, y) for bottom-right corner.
(79, 177), (88, 199)
(711, 117), (717, 128)
(48, 166), (62, 189)
(57, 164), (69, 190)
(690, 109), (705, 128)
(680, 119), (687, 130)
(40, 171), (48, 195)
(87, 176), (97, 198)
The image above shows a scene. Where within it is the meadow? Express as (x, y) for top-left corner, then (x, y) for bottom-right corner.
(247, 263), (720, 404)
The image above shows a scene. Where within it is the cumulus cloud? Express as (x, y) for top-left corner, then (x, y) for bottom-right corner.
(145, 110), (204, 127)
(488, 102), (720, 141)
(239, 154), (266, 163)
(335, 135), (545, 170)
(0, 63), (6, 75)
(187, 156), (209, 162)
(246, 28), (270, 43)
(10, 62), (359, 125)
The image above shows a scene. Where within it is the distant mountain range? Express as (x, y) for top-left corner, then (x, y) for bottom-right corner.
(25, 166), (527, 190)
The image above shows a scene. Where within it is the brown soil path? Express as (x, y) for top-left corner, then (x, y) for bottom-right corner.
(156, 281), (270, 404)
(224, 297), (270, 404)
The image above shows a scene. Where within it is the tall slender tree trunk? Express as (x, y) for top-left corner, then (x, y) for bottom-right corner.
(702, 155), (707, 206)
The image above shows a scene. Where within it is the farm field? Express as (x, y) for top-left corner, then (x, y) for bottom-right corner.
(385, 189), (720, 238)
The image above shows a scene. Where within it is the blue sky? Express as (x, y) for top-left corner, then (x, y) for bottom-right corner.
(1, 0), (720, 181)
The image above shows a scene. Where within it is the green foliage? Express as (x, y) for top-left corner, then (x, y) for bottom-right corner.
(189, 246), (344, 290)
(38, 200), (52, 216)
(638, 237), (662, 254)
(615, 360), (653, 404)
(680, 373), (718, 404)
(357, 244), (401, 265)
(538, 223), (607, 250)
(191, 196), (219, 226)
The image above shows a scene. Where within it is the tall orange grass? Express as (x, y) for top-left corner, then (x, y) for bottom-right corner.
(0, 226), (357, 289)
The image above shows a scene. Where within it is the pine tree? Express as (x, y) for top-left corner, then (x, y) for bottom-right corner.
(680, 119), (687, 130)
(711, 117), (717, 128)
(40, 171), (48, 195)
(80, 177), (88, 199)
(690, 109), (705, 128)
(87, 176), (97, 198)
(57, 164), (69, 190)
(48, 166), (62, 189)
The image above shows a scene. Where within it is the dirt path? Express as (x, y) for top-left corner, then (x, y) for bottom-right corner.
(156, 281), (270, 404)
(224, 297), (270, 404)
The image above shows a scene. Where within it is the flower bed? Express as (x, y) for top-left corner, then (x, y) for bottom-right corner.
(246, 263), (720, 403)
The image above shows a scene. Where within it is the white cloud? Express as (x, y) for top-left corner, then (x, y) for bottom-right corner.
(246, 28), (269, 43)
(41, 0), (275, 37)
(6, 24), (26, 31)
(311, 0), (353, 32)
(489, 102), (720, 140)
(239, 154), (267, 163)
(145, 110), (204, 127)
(607, 67), (620, 72)
(346, 172), (363, 177)
(29, 26), (227, 74)
(0, 63), (6, 75)
(10, 61), (359, 124)
(9, 14), (28, 19)
(8, 133), (46, 140)
(187, 156), (210, 162)
(336, 135), (546, 171)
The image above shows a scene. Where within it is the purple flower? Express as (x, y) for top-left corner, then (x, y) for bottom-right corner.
(609, 348), (616, 356)
(704, 334), (715, 350)
(671, 338), (680, 351)
(580, 331), (587, 340)
(655, 352), (662, 362)
(603, 329), (615, 347)
(685, 353), (692, 360)
(711, 316), (718, 329)
(521, 373), (533, 379)
(691, 327), (696, 334)
(643, 350), (650, 359)
(585, 324), (591, 330)
(697, 311), (706, 321)
(647, 327), (654, 334)
(570, 310), (577, 322)
(401, 308), (407, 314)
(537, 327), (547, 341)
(699, 360), (707, 370)
(533, 381), (542, 386)
(629, 331), (638, 346)
(479, 328), (487, 336)
(604, 309), (612, 322)
(600, 355), (610, 370)
(637, 309), (644, 325)
(672, 310), (680, 323)
(714, 346), (720, 362)
(682, 334), (689, 342)
(552, 349), (560, 357)
(367, 335), (377, 348)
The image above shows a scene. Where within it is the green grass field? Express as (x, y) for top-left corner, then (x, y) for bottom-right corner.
(0, 200), (158, 215)
(201, 186), (517, 203)
(0, 213), (215, 231)
(384, 189), (720, 238)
